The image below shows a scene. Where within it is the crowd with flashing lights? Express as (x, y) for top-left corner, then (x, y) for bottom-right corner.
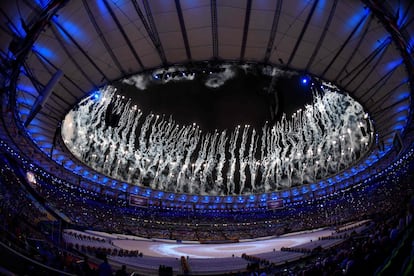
(33, 171), (412, 243)
(3, 144), (414, 243)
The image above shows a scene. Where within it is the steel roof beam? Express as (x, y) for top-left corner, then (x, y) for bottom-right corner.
(175, 0), (192, 61)
(264, 0), (282, 63)
(239, 0), (252, 61)
(306, 0), (338, 71)
(101, 0), (144, 70)
(286, 0), (319, 67)
(82, 0), (125, 75)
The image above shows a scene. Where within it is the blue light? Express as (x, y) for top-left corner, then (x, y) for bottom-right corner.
(396, 105), (409, 112)
(301, 77), (308, 84)
(408, 39), (414, 53)
(345, 7), (369, 33)
(202, 196), (209, 203)
(53, 19), (71, 42)
(10, 17), (26, 37)
(396, 4), (408, 27)
(397, 91), (410, 100)
(96, 0), (109, 14)
(17, 84), (37, 94)
(396, 115), (407, 122)
(17, 97), (35, 106)
(301, 186), (308, 194)
(393, 124), (404, 131)
(372, 35), (390, 51)
(92, 91), (100, 100)
(33, 43), (55, 60)
(33, 0), (50, 9)
(55, 16), (86, 43)
(315, 0), (327, 17)
(385, 58), (403, 71)
(18, 109), (30, 116)
(32, 135), (48, 142)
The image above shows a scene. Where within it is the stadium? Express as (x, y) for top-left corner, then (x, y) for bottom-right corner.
(0, 0), (413, 275)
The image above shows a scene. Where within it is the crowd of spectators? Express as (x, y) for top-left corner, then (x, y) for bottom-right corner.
(281, 196), (414, 275)
(0, 139), (414, 275)
(0, 153), (99, 275)
(231, 169), (414, 275)
(31, 164), (412, 244)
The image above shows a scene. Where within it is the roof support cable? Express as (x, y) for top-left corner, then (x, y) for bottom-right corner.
(350, 44), (396, 95)
(142, 0), (168, 65)
(333, 15), (374, 82)
(321, 11), (369, 77)
(131, 0), (167, 65)
(174, 0), (192, 61)
(359, 67), (399, 104)
(370, 80), (408, 113)
(211, 0), (219, 59)
(341, 37), (391, 89)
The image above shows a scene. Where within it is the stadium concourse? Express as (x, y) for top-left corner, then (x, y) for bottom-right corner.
(1, 0), (414, 275)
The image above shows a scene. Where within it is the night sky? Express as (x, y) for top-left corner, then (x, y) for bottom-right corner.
(116, 67), (314, 132)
